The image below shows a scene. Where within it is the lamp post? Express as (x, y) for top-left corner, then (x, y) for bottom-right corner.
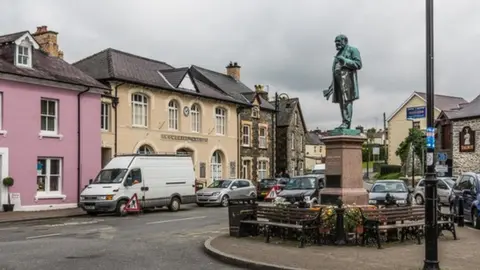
(407, 118), (416, 187)
(424, 0), (439, 269)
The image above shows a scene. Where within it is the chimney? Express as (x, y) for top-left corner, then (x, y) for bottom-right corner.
(254, 84), (269, 101)
(32, 25), (64, 59)
(226, 61), (241, 81)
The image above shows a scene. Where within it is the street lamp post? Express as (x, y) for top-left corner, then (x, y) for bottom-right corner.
(424, 0), (439, 269)
(407, 118), (416, 187)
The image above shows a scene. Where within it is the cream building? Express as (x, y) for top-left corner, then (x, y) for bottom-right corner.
(305, 131), (325, 171)
(74, 49), (256, 184)
(387, 91), (467, 165)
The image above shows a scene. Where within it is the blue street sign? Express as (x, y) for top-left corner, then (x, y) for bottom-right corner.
(437, 152), (447, 162)
(426, 127), (435, 149)
(406, 106), (426, 119)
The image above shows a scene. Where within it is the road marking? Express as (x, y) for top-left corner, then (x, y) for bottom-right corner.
(146, 216), (207, 225)
(34, 219), (104, 228)
(0, 227), (19, 231)
(26, 233), (62, 240)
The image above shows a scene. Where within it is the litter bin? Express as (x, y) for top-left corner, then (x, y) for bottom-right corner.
(228, 197), (257, 237)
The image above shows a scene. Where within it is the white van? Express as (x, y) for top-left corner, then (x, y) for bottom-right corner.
(312, 164), (325, 175)
(79, 153), (196, 216)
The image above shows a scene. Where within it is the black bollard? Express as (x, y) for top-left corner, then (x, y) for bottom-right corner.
(458, 196), (464, 227)
(334, 199), (346, 245)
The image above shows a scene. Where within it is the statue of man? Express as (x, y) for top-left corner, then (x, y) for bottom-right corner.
(323, 35), (362, 129)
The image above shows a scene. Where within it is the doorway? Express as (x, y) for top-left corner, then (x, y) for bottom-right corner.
(101, 147), (112, 168)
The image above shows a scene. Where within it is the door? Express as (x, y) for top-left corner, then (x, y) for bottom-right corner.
(437, 180), (450, 204)
(459, 176), (474, 220)
(101, 148), (112, 168)
(230, 180), (241, 199)
(124, 168), (145, 207)
(238, 180), (252, 197)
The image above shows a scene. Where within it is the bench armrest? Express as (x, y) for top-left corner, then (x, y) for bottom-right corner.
(437, 210), (455, 221)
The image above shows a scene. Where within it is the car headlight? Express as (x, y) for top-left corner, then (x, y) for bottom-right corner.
(397, 200), (406, 204)
(80, 196), (85, 201)
(368, 200), (376, 204)
(96, 196), (106, 200)
(212, 192), (220, 196)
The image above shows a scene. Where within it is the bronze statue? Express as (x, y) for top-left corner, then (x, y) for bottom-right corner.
(323, 35), (362, 130)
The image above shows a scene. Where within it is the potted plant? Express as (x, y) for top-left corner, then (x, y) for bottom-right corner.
(2, 176), (14, 212)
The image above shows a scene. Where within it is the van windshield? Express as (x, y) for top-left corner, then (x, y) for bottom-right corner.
(93, 169), (127, 184)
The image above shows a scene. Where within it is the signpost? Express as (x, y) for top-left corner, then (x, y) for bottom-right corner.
(406, 106), (426, 119)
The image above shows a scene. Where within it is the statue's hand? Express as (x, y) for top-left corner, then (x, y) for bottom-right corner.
(323, 88), (333, 100)
(336, 56), (346, 64)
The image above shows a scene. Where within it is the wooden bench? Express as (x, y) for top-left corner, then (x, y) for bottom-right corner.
(240, 205), (322, 248)
(360, 205), (457, 249)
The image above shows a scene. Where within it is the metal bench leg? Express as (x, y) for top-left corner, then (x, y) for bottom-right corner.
(400, 228), (405, 242)
(375, 227), (382, 249)
(416, 228), (422, 245)
(299, 228), (306, 248)
(265, 225), (270, 243)
(316, 229), (322, 246)
(451, 223), (457, 240)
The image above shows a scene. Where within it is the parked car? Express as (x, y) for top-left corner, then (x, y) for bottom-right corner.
(257, 178), (288, 200)
(450, 172), (480, 229)
(276, 174), (325, 207)
(196, 179), (256, 207)
(413, 177), (455, 205)
(311, 164), (325, 175)
(79, 154), (196, 216)
(368, 180), (413, 206)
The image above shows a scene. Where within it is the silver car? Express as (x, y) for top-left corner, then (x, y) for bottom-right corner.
(413, 177), (455, 205)
(196, 179), (256, 207)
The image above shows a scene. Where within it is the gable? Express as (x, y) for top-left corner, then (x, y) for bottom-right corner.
(178, 73), (196, 92)
(388, 93), (440, 123)
(14, 32), (40, 49)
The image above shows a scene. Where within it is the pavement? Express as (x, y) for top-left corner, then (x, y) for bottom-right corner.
(0, 204), (240, 270)
(206, 225), (480, 270)
(0, 208), (85, 223)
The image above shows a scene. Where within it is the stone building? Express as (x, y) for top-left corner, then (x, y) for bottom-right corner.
(305, 131), (325, 171)
(238, 84), (275, 182)
(436, 94), (480, 176)
(273, 98), (307, 176)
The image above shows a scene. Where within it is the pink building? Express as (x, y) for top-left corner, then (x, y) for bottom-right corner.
(0, 27), (108, 211)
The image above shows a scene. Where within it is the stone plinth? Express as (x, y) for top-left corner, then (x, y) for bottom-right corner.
(320, 134), (368, 205)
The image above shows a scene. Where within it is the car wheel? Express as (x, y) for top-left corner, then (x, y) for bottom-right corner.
(473, 208), (480, 230)
(115, 200), (128, 217)
(196, 203), (205, 207)
(220, 195), (229, 207)
(415, 194), (424, 205)
(168, 197), (181, 212)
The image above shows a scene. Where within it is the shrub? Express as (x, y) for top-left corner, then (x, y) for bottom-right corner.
(379, 164), (401, 175)
(2, 176), (14, 187)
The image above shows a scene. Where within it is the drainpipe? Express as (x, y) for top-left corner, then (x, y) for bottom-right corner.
(112, 83), (124, 156)
(236, 106), (242, 178)
(77, 87), (90, 205)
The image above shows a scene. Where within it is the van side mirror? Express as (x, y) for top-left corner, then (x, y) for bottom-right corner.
(88, 179), (93, 184)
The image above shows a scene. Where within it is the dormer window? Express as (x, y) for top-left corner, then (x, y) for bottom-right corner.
(14, 34), (39, 68)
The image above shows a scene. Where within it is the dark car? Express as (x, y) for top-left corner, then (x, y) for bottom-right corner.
(450, 172), (480, 229)
(276, 175), (325, 207)
(257, 178), (288, 200)
(368, 180), (413, 206)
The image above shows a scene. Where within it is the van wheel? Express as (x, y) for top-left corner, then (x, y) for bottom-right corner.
(168, 197), (181, 212)
(415, 195), (424, 205)
(220, 195), (229, 207)
(116, 200), (128, 217)
(473, 209), (480, 229)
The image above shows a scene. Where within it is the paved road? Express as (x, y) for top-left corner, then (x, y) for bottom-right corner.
(0, 205), (241, 270)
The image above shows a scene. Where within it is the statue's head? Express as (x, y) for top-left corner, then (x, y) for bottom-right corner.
(335, 35), (348, 51)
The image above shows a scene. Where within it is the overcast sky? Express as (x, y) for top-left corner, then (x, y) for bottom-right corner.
(2, 0), (480, 130)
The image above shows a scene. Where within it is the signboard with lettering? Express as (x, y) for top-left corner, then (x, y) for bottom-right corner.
(459, 126), (475, 152)
(406, 106), (426, 119)
(161, 134), (208, 143)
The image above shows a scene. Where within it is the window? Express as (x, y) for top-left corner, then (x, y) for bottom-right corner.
(239, 180), (250, 187)
(438, 180), (448, 190)
(37, 158), (62, 194)
(258, 160), (268, 180)
(259, 127), (267, 148)
(131, 93), (148, 127)
(418, 180), (425, 187)
(299, 135), (303, 151)
(291, 132), (295, 150)
(215, 107), (226, 135)
(242, 125), (251, 146)
(294, 112), (298, 126)
(241, 160), (251, 179)
(191, 104), (201, 132)
(137, 144), (154, 154)
(40, 99), (58, 134)
(17, 45), (29, 66)
(314, 146), (317, 153)
(441, 124), (452, 149)
(126, 168), (142, 185)
(168, 100), (179, 130)
(252, 107), (259, 118)
(413, 121), (421, 129)
(101, 102), (110, 131)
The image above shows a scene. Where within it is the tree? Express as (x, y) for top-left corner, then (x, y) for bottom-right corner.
(395, 128), (425, 169)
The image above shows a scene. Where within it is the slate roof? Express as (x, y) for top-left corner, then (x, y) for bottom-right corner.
(74, 48), (275, 110)
(443, 94), (480, 120)
(272, 98), (308, 132)
(414, 91), (467, 111)
(307, 132), (323, 145)
(0, 31), (108, 90)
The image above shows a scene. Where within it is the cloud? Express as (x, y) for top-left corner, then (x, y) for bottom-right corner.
(1, 0), (480, 130)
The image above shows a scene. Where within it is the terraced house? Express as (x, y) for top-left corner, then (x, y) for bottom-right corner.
(74, 51), (268, 184)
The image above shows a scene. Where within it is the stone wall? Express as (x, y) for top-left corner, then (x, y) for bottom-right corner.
(239, 107), (274, 181)
(452, 118), (480, 175)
